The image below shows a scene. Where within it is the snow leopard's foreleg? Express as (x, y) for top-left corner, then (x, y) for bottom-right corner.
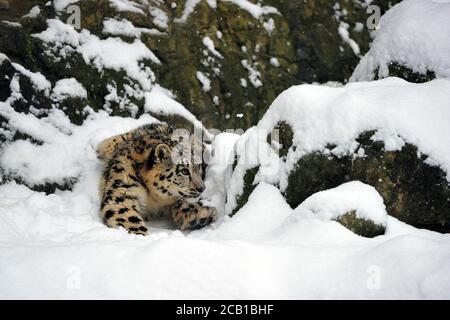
(171, 200), (217, 231)
(100, 151), (149, 236)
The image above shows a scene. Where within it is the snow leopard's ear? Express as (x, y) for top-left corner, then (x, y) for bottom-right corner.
(148, 144), (173, 168)
(155, 143), (173, 163)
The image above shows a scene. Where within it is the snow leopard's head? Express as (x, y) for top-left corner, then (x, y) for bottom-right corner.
(143, 135), (206, 200)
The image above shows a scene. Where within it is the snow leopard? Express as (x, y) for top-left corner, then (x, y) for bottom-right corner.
(96, 123), (217, 235)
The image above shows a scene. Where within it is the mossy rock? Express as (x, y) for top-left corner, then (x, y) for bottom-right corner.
(0, 58), (14, 101)
(284, 131), (450, 233)
(231, 123), (450, 233)
(265, 0), (402, 83)
(336, 211), (385, 238)
(0, 0), (403, 132)
(374, 62), (436, 83)
(267, 121), (294, 158)
(231, 165), (260, 217)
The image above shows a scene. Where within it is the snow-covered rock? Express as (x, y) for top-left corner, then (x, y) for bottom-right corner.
(226, 78), (450, 233)
(33, 19), (161, 91)
(351, 0), (450, 82)
(51, 78), (87, 101)
(295, 181), (387, 237)
(102, 18), (164, 38)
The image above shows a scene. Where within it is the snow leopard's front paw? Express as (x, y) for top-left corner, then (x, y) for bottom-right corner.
(171, 201), (217, 231)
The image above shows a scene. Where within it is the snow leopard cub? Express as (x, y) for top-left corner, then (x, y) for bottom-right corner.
(97, 123), (217, 235)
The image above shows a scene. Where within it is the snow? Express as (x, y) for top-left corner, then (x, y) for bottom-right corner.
(263, 18), (275, 34)
(1, 0), (450, 300)
(0, 52), (10, 64)
(226, 78), (450, 214)
(338, 22), (360, 56)
(2, 96), (449, 298)
(144, 85), (209, 135)
(196, 71), (211, 92)
(33, 19), (160, 91)
(103, 18), (163, 37)
(223, 0), (279, 19)
(174, 0), (202, 23)
(51, 78), (88, 101)
(1, 21), (22, 28)
(0, 101), (157, 186)
(202, 36), (223, 59)
(11, 63), (51, 95)
(202, 132), (241, 212)
(1, 177), (450, 298)
(22, 5), (41, 19)
(33, 18), (81, 48)
(206, 0), (218, 8)
(351, 0), (450, 81)
(241, 59), (262, 87)
(103, 83), (140, 116)
(354, 22), (364, 33)
(295, 181), (387, 226)
(217, 183), (293, 237)
(175, 0), (279, 23)
(53, 0), (79, 12)
(270, 57), (280, 67)
(80, 38), (159, 91)
(149, 6), (169, 30)
(108, 0), (145, 15)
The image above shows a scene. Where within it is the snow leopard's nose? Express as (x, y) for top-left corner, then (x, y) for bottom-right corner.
(196, 184), (205, 193)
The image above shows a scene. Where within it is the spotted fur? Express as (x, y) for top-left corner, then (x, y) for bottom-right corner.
(171, 200), (218, 231)
(97, 123), (217, 235)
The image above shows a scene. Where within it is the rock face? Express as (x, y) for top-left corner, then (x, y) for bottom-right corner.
(0, 0), (400, 131)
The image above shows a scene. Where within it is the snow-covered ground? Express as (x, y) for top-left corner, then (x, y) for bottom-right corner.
(1, 177), (450, 299)
(1, 77), (450, 299)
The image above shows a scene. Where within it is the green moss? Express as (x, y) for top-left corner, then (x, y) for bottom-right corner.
(267, 121), (294, 158)
(386, 62), (435, 83)
(285, 152), (349, 207)
(231, 166), (260, 216)
(336, 211), (385, 238)
(265, 0), (402, 83)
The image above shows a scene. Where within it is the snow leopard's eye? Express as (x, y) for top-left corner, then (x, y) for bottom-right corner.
(181, 168), (190, 176)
